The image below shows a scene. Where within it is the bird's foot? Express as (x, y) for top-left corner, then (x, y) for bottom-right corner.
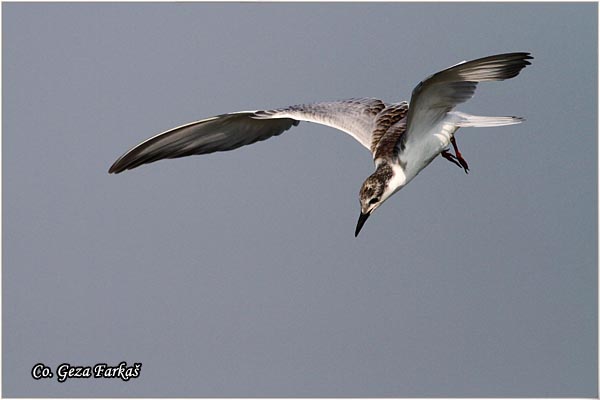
(441, 150), (463, 170)
(451, 137), (469, 174)
(454, 151), (469, 174)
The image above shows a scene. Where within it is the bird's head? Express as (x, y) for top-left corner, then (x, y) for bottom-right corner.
(355, 163), (405, 236)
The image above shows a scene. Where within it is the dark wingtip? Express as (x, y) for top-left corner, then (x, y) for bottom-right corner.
(108, 160), (124, 174)
(108, 151), (142, 174)
(518, 51), (534, 64)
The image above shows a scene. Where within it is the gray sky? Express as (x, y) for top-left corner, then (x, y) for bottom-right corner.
(3, 2), (597, 397)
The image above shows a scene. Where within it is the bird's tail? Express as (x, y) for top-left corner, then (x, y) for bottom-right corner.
(452, 111), (524, 128)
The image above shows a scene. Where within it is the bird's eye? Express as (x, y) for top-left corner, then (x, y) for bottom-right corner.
(369, 198), (379, 205)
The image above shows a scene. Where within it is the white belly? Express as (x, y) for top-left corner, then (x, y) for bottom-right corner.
(400, 122), (458, 182)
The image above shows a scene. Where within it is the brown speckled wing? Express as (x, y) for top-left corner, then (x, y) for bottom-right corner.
(373, 117), (408, 162)
(370, 102), (409, 156)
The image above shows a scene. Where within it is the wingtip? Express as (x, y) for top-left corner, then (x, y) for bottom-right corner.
(108, 160), (125, 174)
(452, 51), (534, 82)
(501, 51), (534, 59)
(521, 52), (534, 64)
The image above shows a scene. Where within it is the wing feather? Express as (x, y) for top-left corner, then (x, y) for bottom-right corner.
(108, 112), (298, 173)
(253, 98), (385, 149)
(109, 98), (386, 174)
(404, 52), (533, 143)
(369, 101), (408, 154)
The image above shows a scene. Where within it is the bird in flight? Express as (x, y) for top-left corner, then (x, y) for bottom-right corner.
(109, 52), (532, 236)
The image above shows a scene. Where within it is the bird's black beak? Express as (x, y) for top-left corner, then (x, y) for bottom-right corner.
(355, 212), (371, 237)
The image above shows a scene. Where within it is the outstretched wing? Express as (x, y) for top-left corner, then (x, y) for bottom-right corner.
(403, 52), (533, 144)
(109, 98), (385, 174)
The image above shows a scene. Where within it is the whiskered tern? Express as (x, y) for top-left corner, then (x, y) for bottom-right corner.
(109, 52), (533, 236)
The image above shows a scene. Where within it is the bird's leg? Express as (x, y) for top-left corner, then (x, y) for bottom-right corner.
(450, 136), (469, 174)
(441, 150), (463, 170)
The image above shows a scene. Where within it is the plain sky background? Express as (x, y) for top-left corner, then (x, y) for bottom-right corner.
(3, 2), (597, 397)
